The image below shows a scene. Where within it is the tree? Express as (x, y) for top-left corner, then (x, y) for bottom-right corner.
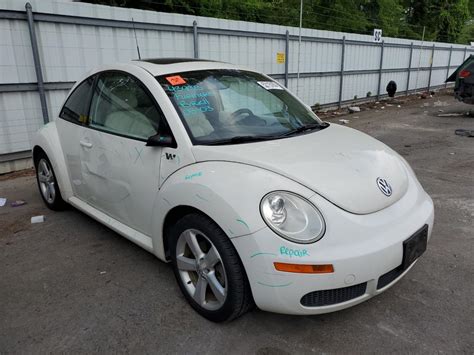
(403, 0), (470, 42)
(79, 0), (474, 44)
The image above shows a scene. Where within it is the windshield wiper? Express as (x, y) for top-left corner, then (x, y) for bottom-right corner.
(279, 122), (328, 137)
(204, 135), (275, 145)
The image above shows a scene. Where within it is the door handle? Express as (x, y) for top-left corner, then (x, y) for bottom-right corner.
(80, 140), (93, 148)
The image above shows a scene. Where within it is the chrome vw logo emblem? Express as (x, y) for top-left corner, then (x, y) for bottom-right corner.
(376, 177), (392, 197)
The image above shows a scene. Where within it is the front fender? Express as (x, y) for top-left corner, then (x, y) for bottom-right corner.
(32, 122), (73, 201)
(151, 161), (315, 260)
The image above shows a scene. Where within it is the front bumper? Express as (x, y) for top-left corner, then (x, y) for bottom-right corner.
(231, 179), (434, 315)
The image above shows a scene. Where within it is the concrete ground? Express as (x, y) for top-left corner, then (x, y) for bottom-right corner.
(1, 93), (473, 353)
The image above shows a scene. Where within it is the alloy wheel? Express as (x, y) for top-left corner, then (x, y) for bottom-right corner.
(37, 158), (56, 204)
(175, 229), (227, 311)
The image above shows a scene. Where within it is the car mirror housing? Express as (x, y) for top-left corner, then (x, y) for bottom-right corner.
(146, 133), (176, 148)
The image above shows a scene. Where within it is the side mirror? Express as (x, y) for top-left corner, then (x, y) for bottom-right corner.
(146, 133), (176, 148)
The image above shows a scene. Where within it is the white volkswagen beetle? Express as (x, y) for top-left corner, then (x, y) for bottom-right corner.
(32, 58), (434, 322)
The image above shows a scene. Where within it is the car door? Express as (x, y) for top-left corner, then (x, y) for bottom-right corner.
(79, 71), (168, 236)
(56, 75), (96, 201)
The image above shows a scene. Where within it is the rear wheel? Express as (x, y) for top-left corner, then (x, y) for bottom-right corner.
(34, 152), (67, 210)
(170, 213), (253, 322)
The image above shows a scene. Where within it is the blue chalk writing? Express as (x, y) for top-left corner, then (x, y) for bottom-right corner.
(174, 91), (214, 100)
(134, 147), (144, 164)
(257, 281), (293, 288)
(250, 252), (277, 258)
(185, 172), (202, 180)
(236, 219), (250, 229)
(279, 246), (310, 258)
(195, 193), (209, 202)
(166, 84), (203, 93)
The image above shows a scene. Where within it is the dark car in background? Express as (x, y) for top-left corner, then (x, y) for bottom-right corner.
(446, 54), (474, 104)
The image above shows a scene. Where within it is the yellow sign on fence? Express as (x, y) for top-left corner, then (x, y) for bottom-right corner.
(276, 52), (285, 64)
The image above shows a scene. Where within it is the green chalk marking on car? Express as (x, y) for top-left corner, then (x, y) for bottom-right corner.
(257, 281), (293, 288)
(280, 246), (310, 258)
(236, 219), (249, 229)
(185, 172), (202, 180)
(250, 252), (278, 258)
(195, 193), (209, 202)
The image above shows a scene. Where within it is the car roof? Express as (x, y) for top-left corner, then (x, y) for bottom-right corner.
(131, 57), (241, 76)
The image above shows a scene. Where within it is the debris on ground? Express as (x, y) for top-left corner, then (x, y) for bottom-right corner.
(438, 113), (464, 117)
(455, 129), (474, 137)
(420, 93), (428, 99)
(348, 106), (360, 113)
(434, 100), (449, 107)
(31, 215), (45, 224)
(339, 119), (350, 124)
(11, 200), (26, 207)
(0, 198), (6, 207)
(314, 88), (452, 120)
(100, 271), (107, 275)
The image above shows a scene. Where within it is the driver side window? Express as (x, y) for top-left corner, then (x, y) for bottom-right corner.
(89, 72), (162, 140)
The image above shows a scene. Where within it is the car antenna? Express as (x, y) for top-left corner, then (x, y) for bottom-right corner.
(131, 17), (141, 60)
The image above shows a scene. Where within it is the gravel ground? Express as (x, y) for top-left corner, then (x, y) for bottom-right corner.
(0, 93), (473, 353)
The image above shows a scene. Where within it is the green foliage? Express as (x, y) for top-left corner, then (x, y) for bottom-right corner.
(80, 0), (474, 44)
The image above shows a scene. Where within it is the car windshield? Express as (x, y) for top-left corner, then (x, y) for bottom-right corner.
(156, 69), (327, 145)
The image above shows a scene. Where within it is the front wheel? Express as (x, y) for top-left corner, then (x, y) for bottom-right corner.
(170, 213), (253, 322)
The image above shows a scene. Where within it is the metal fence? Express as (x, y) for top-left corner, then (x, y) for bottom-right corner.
(0, 0), (472, 163)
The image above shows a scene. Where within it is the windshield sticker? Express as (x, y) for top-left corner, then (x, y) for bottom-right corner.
(166, 75), (186, 86)
(257, 81), (283, 90)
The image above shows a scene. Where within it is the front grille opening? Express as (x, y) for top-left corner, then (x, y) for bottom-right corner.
(377, 265), (404, 289)
(300, 282), (367, 307)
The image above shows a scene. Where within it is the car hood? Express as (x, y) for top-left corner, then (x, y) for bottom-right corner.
(191, 124), (409, 214)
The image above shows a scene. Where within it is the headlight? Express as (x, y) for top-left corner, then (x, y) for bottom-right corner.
(260, 191), (325, 243)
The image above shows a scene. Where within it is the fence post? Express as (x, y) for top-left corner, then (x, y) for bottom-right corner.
(284, 30), (289, 88)
(338, 36), (346, 108)
(25, 2), (49, 124)
(406, 42), (413, 96)
(427, 44), (435, 92)
(376, 40), (384, 100)
(445, 46), (452, 88)
(463, 47), (467, 60)
(192, 20), (199, 59)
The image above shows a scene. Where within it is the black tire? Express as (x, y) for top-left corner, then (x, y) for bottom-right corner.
(169, 213), (254, 322)
(34, 151), (67, 211)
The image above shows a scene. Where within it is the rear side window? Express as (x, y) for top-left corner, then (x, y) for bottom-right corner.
(59, 76), (95, 124)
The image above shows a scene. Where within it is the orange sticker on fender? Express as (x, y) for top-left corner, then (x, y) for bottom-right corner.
(166, 75), (186, 86)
